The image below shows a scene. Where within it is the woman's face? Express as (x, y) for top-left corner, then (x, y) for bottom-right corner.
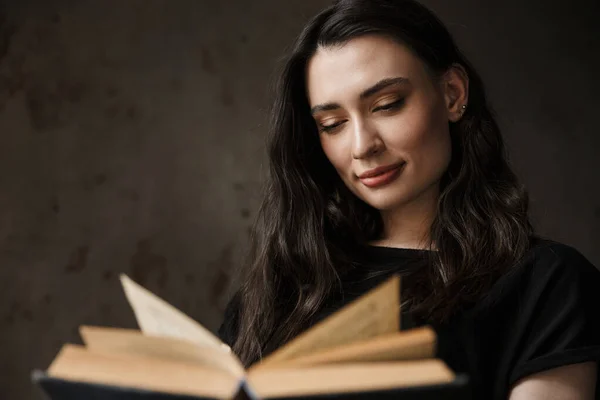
(306, 35), (465, 213)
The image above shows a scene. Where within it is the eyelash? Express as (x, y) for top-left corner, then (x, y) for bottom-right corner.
(318, 98), (406, 133)
(373, 98), (405, 112)
(319, 121), (344, 133)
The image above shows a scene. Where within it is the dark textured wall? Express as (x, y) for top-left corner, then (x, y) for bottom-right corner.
(0, 1), (598, 398)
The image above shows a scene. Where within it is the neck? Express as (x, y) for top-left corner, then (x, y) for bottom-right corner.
(372, 186), (439, 250)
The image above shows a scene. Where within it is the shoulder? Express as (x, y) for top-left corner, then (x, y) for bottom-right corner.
(467, 238), (600, 386)
(527, 237), (594, 266)
(476, 237), (599, 311)
(503, 239), (600, 383)
(520, 238), (599, 286)
(511, 237), (596, 283)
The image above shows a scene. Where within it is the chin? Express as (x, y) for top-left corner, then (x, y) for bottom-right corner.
(358, 191), (414, 212)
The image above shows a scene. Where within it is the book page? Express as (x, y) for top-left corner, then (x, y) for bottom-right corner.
(273, 326), (436, 367)
(247, 360), (454, 398)
(120, 274), (227, 351)
(80, 326), (245, 377)
(47, 344), (241, 399)
(256, 275), (401, 367)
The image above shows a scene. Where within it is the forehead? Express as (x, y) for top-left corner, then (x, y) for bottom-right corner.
(306, 35), (427, 104)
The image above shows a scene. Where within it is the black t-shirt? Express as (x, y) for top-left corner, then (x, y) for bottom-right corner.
(218, 239), (600, 399)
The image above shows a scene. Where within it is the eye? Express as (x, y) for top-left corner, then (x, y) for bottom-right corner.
(373, 98), (405, 113)
(318, 120), (345, 134)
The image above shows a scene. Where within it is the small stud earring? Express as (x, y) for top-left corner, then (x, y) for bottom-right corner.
(461, 104), (467, 112)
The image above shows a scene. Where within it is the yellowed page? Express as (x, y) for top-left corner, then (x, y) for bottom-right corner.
(267, 326), (436, 367)
(80, 326), (244, 377)
(248, 359), (454, 398)
(119, 274), (227, 351)
(48, 344), (239, 399)
(257, 275), (400, 366)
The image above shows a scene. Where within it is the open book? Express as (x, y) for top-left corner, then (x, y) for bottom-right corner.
(33, 275), (470, 399)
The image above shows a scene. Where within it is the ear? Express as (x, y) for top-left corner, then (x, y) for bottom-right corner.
(441, 64), (469, 122)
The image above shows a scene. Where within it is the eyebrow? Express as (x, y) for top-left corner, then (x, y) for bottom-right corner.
(310, 77), (409, 115)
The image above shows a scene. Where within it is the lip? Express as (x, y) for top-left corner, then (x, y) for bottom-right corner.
(358, 162), (405, 188)
(358, 162), (405, 179)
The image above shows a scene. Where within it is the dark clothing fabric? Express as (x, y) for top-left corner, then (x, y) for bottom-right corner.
(218, 239), (600, 399)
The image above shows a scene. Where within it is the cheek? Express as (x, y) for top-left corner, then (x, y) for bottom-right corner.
(405, 118), (452, 174)
(391, 99), (450, 158)
(320, 135), (351, 174)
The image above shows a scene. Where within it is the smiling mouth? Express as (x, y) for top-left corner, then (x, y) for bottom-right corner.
(358, 162), (405, 188)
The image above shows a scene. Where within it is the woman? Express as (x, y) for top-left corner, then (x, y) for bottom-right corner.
(218, 0), (600, 398)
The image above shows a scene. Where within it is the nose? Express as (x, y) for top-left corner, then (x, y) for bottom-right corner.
(351, 118), (384, 159)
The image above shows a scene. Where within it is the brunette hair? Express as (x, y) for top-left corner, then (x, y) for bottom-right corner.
(232, 0), (533, 366)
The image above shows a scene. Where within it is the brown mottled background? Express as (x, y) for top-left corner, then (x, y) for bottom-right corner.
(0, 0), (598, 398)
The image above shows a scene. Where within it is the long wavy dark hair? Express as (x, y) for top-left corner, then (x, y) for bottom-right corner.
(232, 0), (533, 366)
